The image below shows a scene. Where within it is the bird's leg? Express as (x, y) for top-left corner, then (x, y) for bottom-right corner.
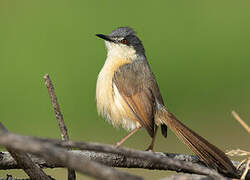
(115, 125), (142, 148)
(145, 126), (158, 152)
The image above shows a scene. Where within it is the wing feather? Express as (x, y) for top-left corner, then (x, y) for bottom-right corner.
(113, 59), (162, 137)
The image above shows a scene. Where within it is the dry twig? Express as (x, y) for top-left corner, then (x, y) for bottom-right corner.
(0, 128), (143, 180)
(227, 149), (250, 157)
(231, 110), (250, 179)
(232, 110), (250, 133)
(0, 174), (31, 180)
(0, 124), (51, 180)
(50, 140), (240, 179)
(0, 150), (245, 175)
(0, 150), (203, 170)
(43, 74), (76, 180)
(0, 131), (234, 179)
(237, 158), (250, 180)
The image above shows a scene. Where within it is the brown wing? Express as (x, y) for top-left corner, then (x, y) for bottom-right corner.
(113, 59), (163, 137)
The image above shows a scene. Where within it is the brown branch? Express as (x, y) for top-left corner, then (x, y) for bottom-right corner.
(0, 124), (51, 180)
(43, 74), (69, 141)
(43, 73), (76, 180)
(0, 128), (143, 180)
(0, 131), (235, 179)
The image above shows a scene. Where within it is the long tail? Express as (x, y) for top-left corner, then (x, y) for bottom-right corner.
(156, 106), (239, 178)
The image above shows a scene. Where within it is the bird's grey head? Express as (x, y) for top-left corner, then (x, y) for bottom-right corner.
(96, 27), (145, 59)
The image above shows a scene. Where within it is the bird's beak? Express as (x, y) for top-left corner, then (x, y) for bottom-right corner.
(96, 34), (114, 42)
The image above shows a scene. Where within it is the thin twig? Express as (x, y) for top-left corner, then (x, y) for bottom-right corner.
(0, 124), (51, 180)
(232, 110), (250, 133)
(43, 74), (69, 141)
(43, 74), (76, 180)
(236, 158), (250, 180)
(227, 149), (250, 157)
(0, 128), (143, 180)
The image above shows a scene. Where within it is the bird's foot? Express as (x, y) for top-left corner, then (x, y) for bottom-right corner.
(145, 145), (154, 152)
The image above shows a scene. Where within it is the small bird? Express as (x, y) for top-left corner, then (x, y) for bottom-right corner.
(96, 27), (238, 176)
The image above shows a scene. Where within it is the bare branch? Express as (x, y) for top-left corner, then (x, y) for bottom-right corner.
(52, 140), (240, 179)
(43, 74), (69, 141)
(43, 73), (76, 180)
(0, 124), (51, 180)
(0, 130), (143, 180)
(0, 132), (235, 179)
(0, 150), (244, 173)
(0, 174), (31, 180)
(159, 174), (223, 180)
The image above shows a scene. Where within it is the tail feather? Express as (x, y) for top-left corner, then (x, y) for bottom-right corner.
(156, 107), (239, 177)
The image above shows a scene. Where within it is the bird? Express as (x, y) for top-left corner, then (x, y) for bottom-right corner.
(95, 27), (238, 177)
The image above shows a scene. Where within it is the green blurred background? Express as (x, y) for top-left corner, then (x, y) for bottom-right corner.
(0, 0), (249, 179)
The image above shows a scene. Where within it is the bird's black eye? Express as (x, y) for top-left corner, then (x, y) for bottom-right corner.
(121, 39), (127, 44)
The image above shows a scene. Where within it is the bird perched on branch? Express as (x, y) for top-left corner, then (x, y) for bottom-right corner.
(96, 27), (238, 177)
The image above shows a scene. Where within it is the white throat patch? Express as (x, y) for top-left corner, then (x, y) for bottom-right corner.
(105, 41), (136, 61)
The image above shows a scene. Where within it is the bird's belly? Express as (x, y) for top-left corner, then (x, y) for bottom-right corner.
(96, 62), (140, 131)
